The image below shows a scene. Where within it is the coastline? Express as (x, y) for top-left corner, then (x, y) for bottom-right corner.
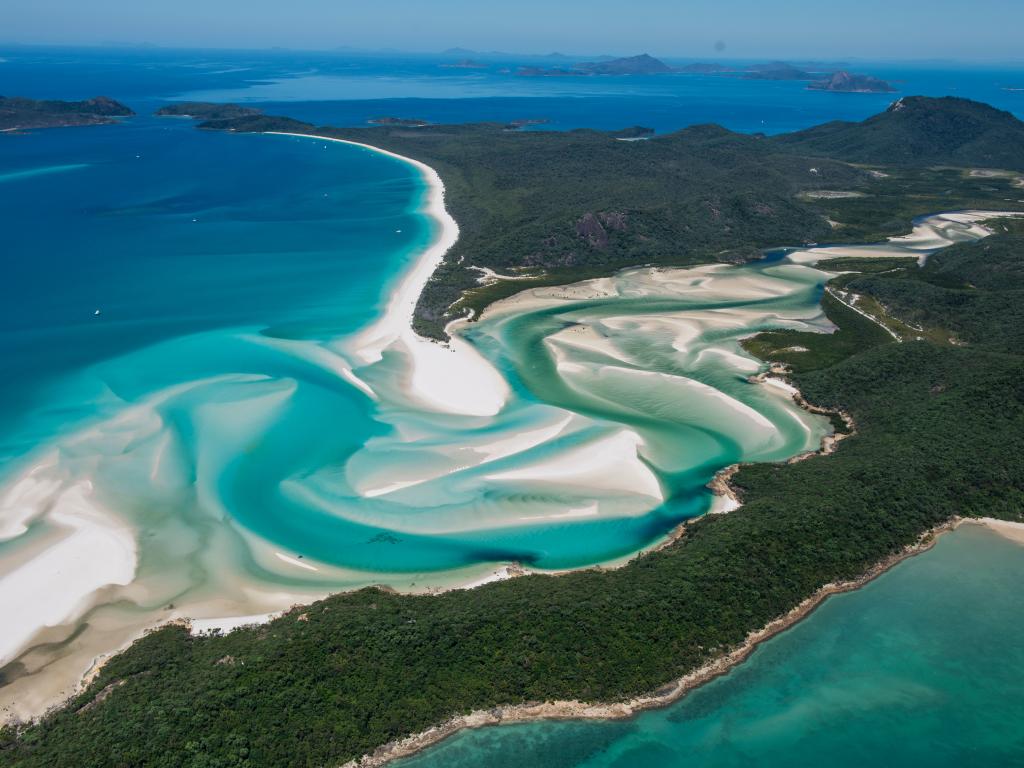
(0, 136), (829, 724)
(344, 515), (1015, 768)
(267, 132), (509, 419)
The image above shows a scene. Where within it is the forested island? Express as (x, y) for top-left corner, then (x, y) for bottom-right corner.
(2, 97), (1023, 768)
(154, 102), (260, 120)
(0, 96), (133, 131)
(368, 116), (432, 127)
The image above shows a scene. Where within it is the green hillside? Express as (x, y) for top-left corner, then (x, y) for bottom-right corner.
(774, 96), (1024, 170)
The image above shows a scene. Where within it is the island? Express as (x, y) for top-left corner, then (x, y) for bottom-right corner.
(678, 62), (896, 93)
(514, 65), (586, 77)
(367, 116), (431, 127)
(808, 70), (896, 93)
(516, 53), (675, 77)
(439, 59), (489, 69)
(679, 61), (739, 73)
(743, 61), (817, 80)
(3, 96), (1023, 768)
(575, 53), (675, 75)
(154, 102), (261, 120)
(0, 96), (134, 131)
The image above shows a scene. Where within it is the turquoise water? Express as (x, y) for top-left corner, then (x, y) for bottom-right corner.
(0, 117), (430, 457)
(0, 103), (837, 718)
(396, 525), (1024, 768)
(0, 112), (833, 716)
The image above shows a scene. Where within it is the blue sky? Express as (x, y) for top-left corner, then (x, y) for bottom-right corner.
(4, 0), (1024, 61)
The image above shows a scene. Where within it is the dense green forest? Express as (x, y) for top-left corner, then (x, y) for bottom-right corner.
(188, 97), (1024, 339)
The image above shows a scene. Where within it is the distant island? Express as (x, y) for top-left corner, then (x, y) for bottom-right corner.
(576, 53), (675, 75)
(155, 102), (261, 120)
(0, 95), (133, 131)
(507, 56), (896, 92)
(517, 53), (673, 77)
(368, 116), (432, 127)
(743, 61), (818, 80)
(808, 70), (897, 93)
(440, 59), (489, 69)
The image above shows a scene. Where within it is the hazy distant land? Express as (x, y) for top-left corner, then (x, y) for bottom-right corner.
(0, 96), (133, 131)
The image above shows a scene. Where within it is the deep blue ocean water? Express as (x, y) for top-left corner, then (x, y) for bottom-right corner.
(0, 113), (429, 464)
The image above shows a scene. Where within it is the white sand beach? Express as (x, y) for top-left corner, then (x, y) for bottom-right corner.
(0, 478), (136, 666)
(967, 517), (1024, 545)
(790, 210), (1024, 267)
(270, 132), (509, 418)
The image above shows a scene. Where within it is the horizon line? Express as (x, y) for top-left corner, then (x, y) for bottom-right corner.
(2, 40), (1024, 66)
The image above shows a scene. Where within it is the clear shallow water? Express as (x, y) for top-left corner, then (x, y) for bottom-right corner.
(395, 525), (1024, 768)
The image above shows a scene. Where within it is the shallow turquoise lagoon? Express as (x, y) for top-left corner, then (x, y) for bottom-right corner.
(396, 524), (1024, 768)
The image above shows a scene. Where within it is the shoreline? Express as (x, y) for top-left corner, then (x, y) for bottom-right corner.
(267, 131), (509, 418)
(345, 515), (1016, 768)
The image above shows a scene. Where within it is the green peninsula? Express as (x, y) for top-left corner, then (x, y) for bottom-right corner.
(0, 96), (134, 132)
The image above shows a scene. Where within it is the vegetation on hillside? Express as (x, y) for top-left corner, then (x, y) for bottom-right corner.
(155, 103), (261, 120)
(179, 97), (1022, 339)
(773, 96), (1024, 170)
(0, 96), (134, 131)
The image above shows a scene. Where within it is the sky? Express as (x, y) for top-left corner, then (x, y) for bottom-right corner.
(3, 0), (1024, 61)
